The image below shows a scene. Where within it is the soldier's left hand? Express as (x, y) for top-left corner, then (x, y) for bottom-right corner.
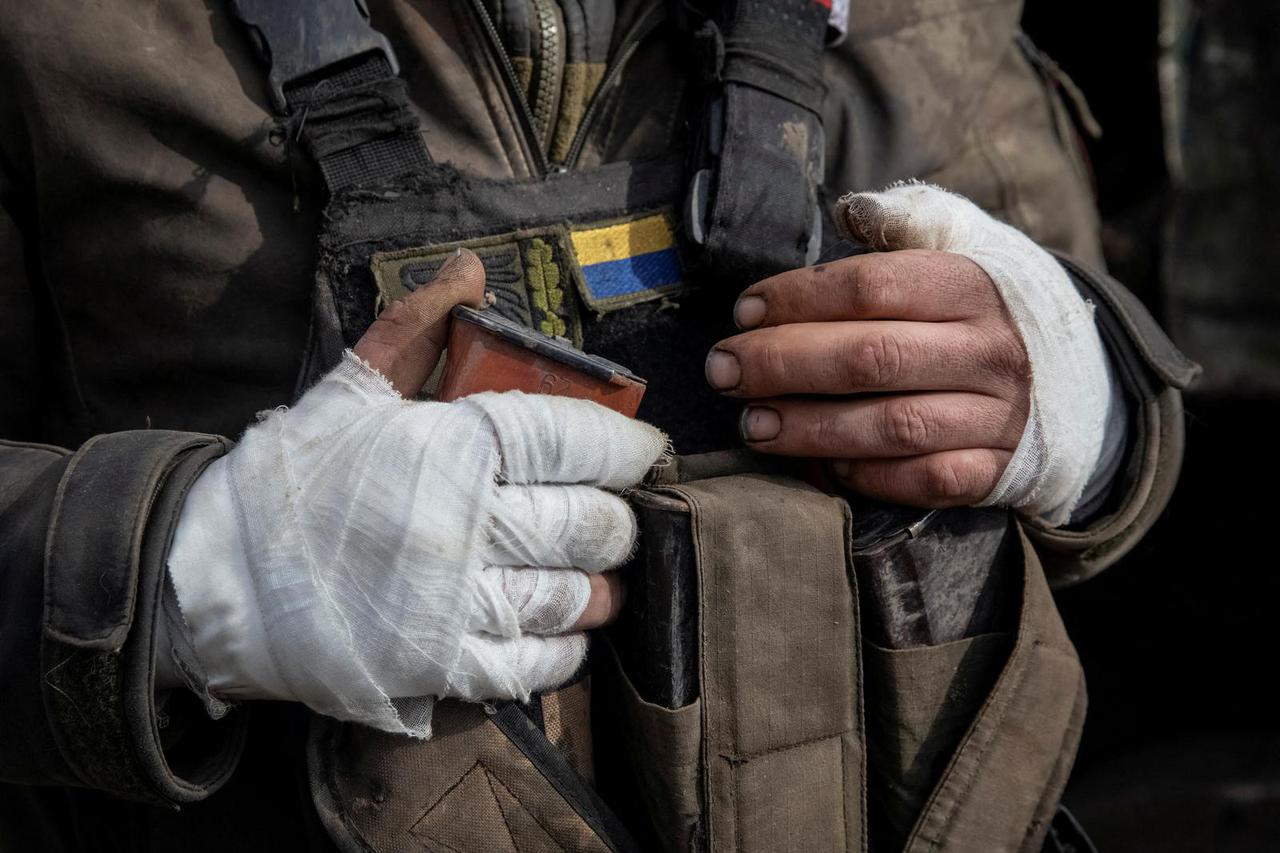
(706, 249), (1031, 507)
(706, 183), (1124, 522)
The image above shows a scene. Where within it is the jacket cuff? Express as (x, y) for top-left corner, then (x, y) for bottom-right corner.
(41, 430), (246, 805)
(1026, 255), (1202, 586)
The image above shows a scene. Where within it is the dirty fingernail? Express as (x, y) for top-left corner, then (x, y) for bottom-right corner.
(434, 247), (463, 277)
(705, 349), (741, 390)
(832, 459), (852, 479)
(734, 295), (767, 329)
(740, 406), (781, 442)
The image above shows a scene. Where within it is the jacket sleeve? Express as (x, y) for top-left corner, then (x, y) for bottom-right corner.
(1026, 254), (1202, 587)
(0, 172), (247, 807)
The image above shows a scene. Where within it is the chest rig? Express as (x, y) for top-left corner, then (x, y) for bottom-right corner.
(224, 2), (1090, 851)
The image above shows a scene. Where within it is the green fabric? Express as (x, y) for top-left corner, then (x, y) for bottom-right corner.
(668, 473), (866, 852)
(865, 632), (1012, 851)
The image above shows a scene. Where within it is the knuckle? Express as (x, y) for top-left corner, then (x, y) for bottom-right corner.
(812, 409), (851, 453)
(759, 339), (790, 385)
(922, 456), (977, 503)
(983, 327), (1030, 378)
(846, 256), (895, 314)
(886, 399), (933, 453)
(380, 298), (416, 327)
(847, 331), (906, 388)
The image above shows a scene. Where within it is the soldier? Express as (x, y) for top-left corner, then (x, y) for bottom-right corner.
(0, 1), (1197, 851)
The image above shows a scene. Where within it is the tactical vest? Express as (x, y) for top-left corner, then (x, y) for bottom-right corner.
(224, 2), (1090, 850)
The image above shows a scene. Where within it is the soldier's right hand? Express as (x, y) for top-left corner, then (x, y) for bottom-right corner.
(164, 250), (667, 737)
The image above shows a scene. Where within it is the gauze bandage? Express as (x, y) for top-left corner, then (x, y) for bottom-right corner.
(167, 350), (666, 737)
(836, 183), (1127, 525)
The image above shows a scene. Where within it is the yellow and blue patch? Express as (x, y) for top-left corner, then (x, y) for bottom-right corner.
(570, 213), (684, 311)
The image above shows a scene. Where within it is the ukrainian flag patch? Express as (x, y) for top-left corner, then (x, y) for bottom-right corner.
(570, 213), (684, 311)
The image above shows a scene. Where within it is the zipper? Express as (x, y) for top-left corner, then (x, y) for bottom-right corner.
(528, 0), (565, 151)
(468, 0), (665, 177)
(562, 1), (666, 170)
(468, 0), (551, 177)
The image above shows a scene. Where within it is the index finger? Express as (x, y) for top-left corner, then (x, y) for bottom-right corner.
(465, 392), (668, 488)
(734, 249), (1000, 329)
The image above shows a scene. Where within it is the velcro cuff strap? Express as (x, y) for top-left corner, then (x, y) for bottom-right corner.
(41, 431), (243, 804)
(44, 427), (217, 648)
(43, 431), (218, 650)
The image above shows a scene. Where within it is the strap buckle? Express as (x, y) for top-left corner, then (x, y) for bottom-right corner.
(228, 0), (399, 113)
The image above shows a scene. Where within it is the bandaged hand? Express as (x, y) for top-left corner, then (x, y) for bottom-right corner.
(165, 250), (667, 736)
(707, 183), (1126, 525)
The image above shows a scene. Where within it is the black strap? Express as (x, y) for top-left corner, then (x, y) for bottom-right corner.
(226, 0), (431, 195)
(285, 55), (432, 193)
(488, 702), (645, 853)
(682, 0), (832, 290)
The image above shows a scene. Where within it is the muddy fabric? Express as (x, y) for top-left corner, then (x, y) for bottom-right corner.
(902, 530), (1086, 852)
(597, 467), (1081, 853)
(596, 639), (703, 851)
(309, 691), (630, 853)
(864, 633), (1012, 850)
(667, 474), (865, 852)
(0, 0), (1108, 446)
(0, 0), (1190, 849)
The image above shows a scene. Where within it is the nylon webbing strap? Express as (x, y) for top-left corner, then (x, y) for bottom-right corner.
(285, 55), (432, 193)
(226, 0), (432, 195)
(682, 0), (832, 290)
(718, 0), (830, 113)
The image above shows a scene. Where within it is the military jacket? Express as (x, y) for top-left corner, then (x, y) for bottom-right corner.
(0, 1), (1197, 850)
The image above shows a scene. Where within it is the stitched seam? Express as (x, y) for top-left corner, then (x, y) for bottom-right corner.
(0, 438), (70, 456)
(846, 506), (868, 853)
(924, 649), (1033, 851)
(42, 434), (102, 632)
(1018, 674), (1087, 852)
(485, 765), (568, 851)
(719, 728), (850, 763)
(483, 763), (520, 846)
(671, 485), (727, 853)
(413, 760), (483, 828)
(450, 3), (526, 178)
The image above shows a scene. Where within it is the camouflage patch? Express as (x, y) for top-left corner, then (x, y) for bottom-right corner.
(369, 226), (586, 347)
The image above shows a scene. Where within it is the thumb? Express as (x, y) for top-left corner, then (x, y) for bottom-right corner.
(834, 183), (991, 254)
(353, 248), (486, 398)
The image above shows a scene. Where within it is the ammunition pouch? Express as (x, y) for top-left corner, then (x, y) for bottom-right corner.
(307, 453), (1085, 853)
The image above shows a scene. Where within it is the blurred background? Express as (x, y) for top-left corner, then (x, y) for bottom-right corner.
(1020, 1), (1280, 849)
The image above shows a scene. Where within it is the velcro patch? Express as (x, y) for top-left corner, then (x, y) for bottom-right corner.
(367, 212), (686, 353)
(370, 227), (585, 347)
(569, 212), (685, 312)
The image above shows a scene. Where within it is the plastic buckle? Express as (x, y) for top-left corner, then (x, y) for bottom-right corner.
(228, 0), (400, 114)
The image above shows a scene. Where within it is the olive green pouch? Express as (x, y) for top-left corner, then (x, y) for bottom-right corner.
(306, 453), (1084, 853)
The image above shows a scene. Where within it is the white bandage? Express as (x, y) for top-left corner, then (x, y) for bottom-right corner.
(836, 183), (1127, 525)
(167, 351), (666, 737)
